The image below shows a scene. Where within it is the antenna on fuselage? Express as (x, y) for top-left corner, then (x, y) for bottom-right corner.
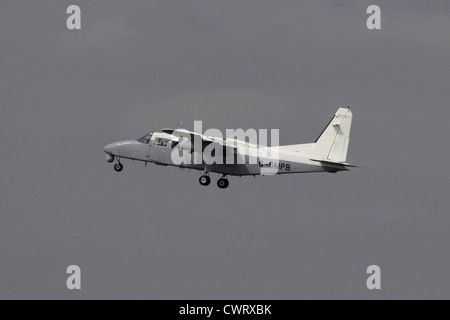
(177, 121), (184, 129)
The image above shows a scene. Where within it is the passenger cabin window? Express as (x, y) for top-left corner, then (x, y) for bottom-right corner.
(137, 133), (153, 144)
(153, 137), (170, 147)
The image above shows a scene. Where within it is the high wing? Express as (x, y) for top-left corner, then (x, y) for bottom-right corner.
(163, 128), (237, 151)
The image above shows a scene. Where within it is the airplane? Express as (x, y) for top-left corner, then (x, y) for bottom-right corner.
(103, 107), (356, 189)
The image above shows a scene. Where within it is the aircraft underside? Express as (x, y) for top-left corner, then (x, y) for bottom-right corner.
(108, 152), (346, 189)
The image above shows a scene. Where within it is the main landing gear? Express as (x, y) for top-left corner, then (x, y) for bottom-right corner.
(217, 177), (229, 189)
(199, 175), (211, 186)
(199, 174), (229, 189)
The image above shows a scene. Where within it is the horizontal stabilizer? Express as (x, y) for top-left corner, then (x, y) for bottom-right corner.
(310, 159), (359, 168)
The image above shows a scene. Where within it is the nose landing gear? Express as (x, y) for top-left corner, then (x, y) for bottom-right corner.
(114, 161), (124, 172)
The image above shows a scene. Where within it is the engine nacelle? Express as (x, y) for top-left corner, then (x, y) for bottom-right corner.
(105, 154), (115, 163)
(178, 138), (193, 151)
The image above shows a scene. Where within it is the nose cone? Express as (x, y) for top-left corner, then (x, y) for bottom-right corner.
(103, 142), (120, 155)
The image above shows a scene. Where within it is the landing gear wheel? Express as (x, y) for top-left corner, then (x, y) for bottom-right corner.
(217, 178), (229, 189)
(199, 175), (211, 186)
(114, 162), (124, 172)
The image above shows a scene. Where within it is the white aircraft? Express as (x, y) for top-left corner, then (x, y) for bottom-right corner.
(103, 107), (356, 188)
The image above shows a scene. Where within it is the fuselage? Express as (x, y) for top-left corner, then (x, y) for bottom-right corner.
(103, 131), (347, 177)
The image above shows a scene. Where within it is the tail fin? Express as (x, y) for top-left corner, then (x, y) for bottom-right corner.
(311, 107), (353, 163)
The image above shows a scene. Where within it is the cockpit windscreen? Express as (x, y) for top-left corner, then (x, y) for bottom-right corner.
(137, 133), (153, 144)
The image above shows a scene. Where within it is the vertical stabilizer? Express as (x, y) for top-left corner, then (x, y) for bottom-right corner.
(311, 107), (353, 163)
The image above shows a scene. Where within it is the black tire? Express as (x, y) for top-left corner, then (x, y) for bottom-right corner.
(199, 175), (211, 186)
(217, 178), (229, 189)
(114, 163), (124, 172)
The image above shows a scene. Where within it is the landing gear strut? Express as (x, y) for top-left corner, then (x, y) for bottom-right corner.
(217, 177), (229, 189)
(199, 175), (211, 186)
(114, 161), (124, 172)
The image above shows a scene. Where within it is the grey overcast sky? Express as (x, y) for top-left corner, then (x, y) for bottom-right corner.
(1, 0), (450, 299)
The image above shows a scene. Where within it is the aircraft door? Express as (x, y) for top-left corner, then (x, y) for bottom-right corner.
(150, 134), (172, 163)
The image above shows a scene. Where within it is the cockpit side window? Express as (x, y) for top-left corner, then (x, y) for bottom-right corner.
(153, 137), (170, 147)
(137, 133), (153, 144)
